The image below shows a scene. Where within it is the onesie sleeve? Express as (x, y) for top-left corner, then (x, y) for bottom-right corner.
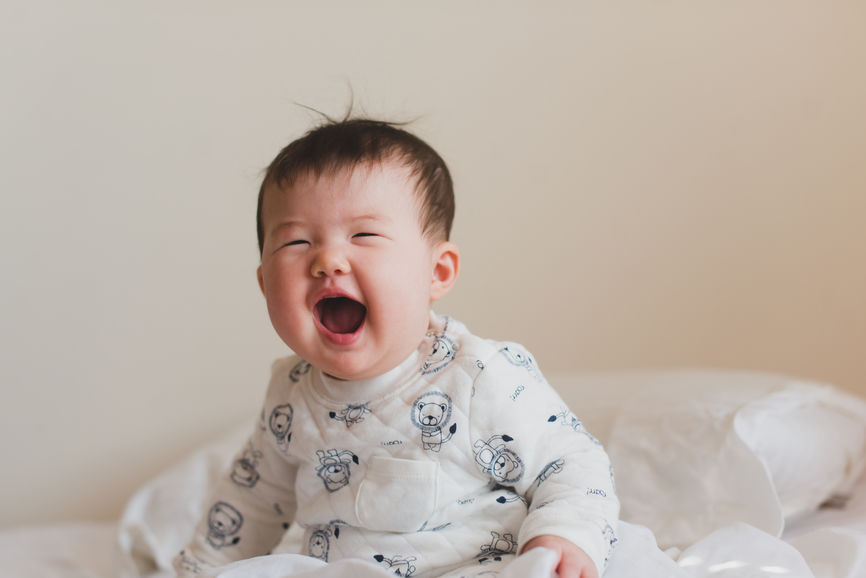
(468, 343), (619, 575)
(174, 359), (300, 576)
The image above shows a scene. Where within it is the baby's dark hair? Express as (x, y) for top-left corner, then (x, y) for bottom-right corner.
(257, 118), (455, 255)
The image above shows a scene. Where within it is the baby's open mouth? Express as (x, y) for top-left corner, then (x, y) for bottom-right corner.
(315, 297), (367, 334)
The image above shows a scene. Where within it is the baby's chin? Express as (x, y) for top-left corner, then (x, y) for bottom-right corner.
(318, 342), (424, 382)
(319, 359), (397, 382)
(287, 313), (431, 381)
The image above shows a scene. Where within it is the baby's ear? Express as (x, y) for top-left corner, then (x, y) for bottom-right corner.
(430, 241), (460, 302)
(257, 265), (265, 296)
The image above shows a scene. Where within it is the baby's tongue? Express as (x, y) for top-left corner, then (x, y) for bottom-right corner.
(320, 297), (366, 334)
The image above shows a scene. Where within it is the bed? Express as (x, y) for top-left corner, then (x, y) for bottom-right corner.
(3, 369), (865, 578)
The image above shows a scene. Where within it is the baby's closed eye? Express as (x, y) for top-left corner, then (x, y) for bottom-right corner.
(352, 232), (389, 244)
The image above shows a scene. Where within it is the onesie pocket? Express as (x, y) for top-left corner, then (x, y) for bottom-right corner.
(355, 455), (439, 533)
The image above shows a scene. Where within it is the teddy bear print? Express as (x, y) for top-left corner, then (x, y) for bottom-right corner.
(477, 531), (517, 563)
(329, 403), (370, 428)
(308, 529), (330, 561)
(289, 360), (312, 383)
(269, 403), (293, 452)
(473, 435), (524, 484)
(307, 525), (340, 561)
(230, 441), (263, 488)
(421, 334), (458, 375)
(315, 449), (359, 492)
(498, 345), (542, 381)
(206, 502), (243, 549)
(410, 391), (458, 452)
(373, 554), (418, 577)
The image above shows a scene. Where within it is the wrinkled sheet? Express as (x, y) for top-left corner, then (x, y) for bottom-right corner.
(4, 369), (866, 578)
(3, 461), (866, 578)
(3, 516), (866, 578)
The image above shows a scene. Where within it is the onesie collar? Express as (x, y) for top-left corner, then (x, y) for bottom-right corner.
(314, 349), (423, 404)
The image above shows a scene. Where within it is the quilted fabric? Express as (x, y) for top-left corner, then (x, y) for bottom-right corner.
(176, 314), (618, 577)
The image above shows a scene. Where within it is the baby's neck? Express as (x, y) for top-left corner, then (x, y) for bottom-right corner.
(316, 349), (423, 403)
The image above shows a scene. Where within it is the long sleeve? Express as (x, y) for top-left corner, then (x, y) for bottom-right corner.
(174, 362), (300, 576)
(468, 343), (620, 574)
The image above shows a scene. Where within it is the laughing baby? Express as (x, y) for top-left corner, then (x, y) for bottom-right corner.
(175, 118), (619, 578)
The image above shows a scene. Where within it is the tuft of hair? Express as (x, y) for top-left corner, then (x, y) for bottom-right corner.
(257, 117), (455, 255)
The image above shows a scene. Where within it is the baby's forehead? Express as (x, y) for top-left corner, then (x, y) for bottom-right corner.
(259, 161), (432, 241)
(303, 159), (418, 190)
(266, 160), (423, 208)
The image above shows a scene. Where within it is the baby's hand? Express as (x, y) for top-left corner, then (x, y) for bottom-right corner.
(521, 534), (598, 578)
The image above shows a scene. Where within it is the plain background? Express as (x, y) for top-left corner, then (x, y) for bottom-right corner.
(1, 1), (864, 529)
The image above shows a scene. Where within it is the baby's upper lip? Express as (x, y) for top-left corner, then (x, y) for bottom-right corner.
(310, 287), (364, 309)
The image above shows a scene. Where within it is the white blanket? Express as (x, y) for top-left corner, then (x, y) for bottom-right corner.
(4, 517), (858, 578)
(3, 370), (866, 578)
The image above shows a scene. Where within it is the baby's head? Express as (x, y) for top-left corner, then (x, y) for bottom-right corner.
(257, 118), (455, 254)
(256, 119), (460, 381)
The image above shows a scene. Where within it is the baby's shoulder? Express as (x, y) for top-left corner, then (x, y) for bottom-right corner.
(263, 355), (313, 396)
(479, 340), (546, 383)
(420, 315), (502, 378)
(425, 315), (546, 385)
(269, 354), (312, 381)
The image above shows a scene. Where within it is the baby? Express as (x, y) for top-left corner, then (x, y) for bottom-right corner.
(175, 118), (619, 578)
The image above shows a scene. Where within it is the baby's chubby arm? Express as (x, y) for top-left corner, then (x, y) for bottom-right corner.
(522, 534), (598, 578)
(175, 426), (299, 575)
(175, 360), (302, 576)
(469, 343), (619, 576)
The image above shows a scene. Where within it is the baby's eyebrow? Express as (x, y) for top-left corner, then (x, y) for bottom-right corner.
(269, 221), (303, 236)
(268, 215), (389, 236)
(351, 214), (391, 225)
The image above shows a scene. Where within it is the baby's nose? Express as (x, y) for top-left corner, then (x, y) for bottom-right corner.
(311, 248), (350, 277)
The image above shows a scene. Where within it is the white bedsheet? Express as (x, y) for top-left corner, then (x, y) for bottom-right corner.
(4, 513), (864, 578)
(4, 472), (865, 578)
(3, 370), (865, 578)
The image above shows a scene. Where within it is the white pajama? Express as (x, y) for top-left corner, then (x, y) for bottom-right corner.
(176, 314), (619, 577)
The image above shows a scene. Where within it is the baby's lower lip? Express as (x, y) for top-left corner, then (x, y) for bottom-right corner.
(317, 319), (365, 345)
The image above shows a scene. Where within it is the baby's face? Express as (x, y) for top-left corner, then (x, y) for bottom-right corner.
(258, 161), (455, 380)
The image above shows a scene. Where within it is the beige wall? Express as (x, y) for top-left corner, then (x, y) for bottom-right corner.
(1, 1), (864, 529)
